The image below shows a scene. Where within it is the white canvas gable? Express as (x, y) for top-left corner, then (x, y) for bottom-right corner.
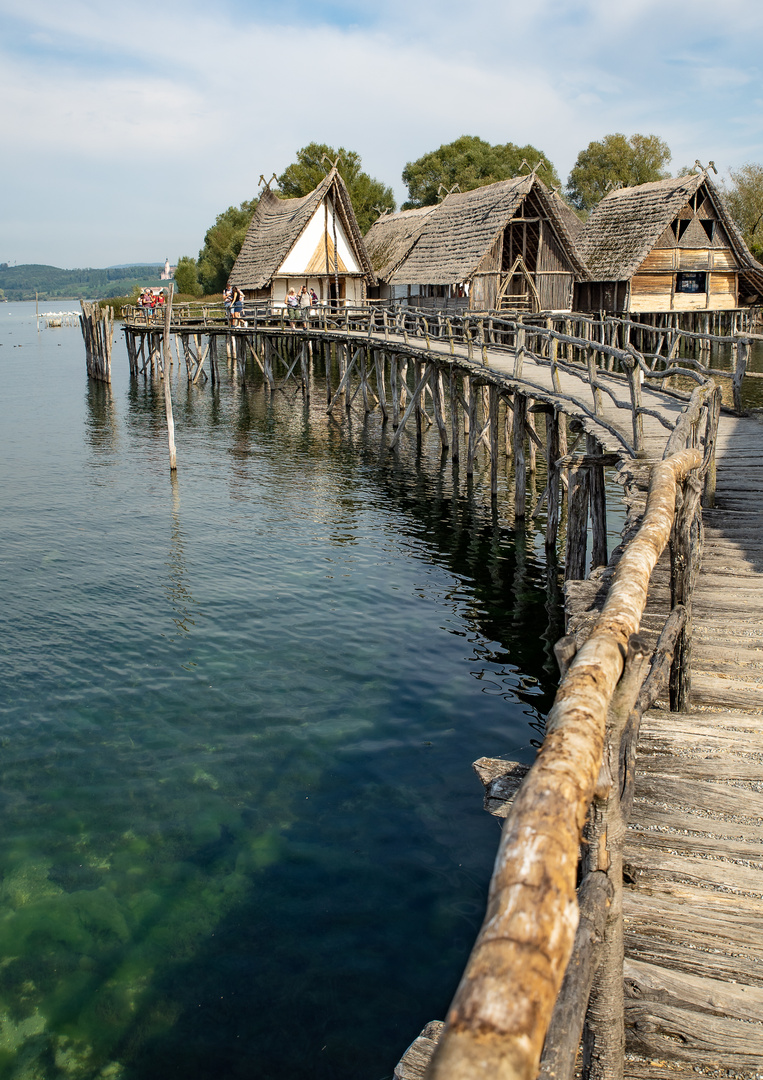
(278, 198), (361, 276)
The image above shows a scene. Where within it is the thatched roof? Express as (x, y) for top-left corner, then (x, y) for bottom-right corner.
(368, 176), (588, 286)
(229, 167), (375, 290)
(579, 172), (763, 289)
(364, 205), (437, 282)
(548, 190), (584, 241)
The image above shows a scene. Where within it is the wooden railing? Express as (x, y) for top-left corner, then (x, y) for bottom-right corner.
(422, 382), (719, 1080)
(123, 301), (753, 438)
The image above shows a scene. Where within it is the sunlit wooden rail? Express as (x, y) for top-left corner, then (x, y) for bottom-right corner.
(118, 302), (763, 1078)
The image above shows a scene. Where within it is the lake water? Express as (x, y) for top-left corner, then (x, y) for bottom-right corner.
(0, 302), (566, 1080)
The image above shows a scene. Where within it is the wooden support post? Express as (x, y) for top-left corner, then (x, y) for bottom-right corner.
(550, 336), (561, 393)
(388, 365), (431, 450)
(466, 378), (478, 476)
(513, 393), (527, 517)
(587, 350), (603, 415)
(504, 393), (514, 458)
(360, 348), (370, 413)
(526, 398), (537, 474)
(538, 871), (612, 1080)
(301, 343), (310, 401)
(565, 464), (589, 580)
(669, 475), (702, 711)
(489, 386), (499, 497)
(391, 356), (399, 427)
(545, 408), (561, 552)
(375, 350), (388, 422)
(514, 326), (526, 378)
(449, 369), (459, 462)
(414, 360), (424, 440)
(587, 434), (608, 570)
(625, 357), (644, 453)
(431, 367), (449, 449)
(582, 636), (652, 1080)
(162, 286), (177, 472)
(733, 340), (748, 414)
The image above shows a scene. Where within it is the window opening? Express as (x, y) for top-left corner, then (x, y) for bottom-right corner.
(675, 271), (707, 294)
(700, 220), (715, 242)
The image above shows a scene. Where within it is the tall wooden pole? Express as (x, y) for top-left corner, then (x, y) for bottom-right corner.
(162, 285), (177, 472)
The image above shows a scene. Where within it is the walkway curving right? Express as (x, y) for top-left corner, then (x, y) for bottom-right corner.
(622, 411), (763, 1078)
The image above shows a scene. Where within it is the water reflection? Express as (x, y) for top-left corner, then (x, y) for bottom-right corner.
(85, 380), (118, 469)
(163, 476), (198, 640)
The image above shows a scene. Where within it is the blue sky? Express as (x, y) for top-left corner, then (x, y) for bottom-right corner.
(2, 0), (763, 268)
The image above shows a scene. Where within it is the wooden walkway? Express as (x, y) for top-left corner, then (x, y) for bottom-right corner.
(338, 327), (687, 459)
(388, 365), (763, 1074)
(621, 412), (763, 1077)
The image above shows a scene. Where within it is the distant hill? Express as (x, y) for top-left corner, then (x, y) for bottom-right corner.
(0, 264), (166, 302)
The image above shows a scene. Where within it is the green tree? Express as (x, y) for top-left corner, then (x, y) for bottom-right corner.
(277, 143), (395, 234)
(401, 135), (562, 208)
(723, 163), (763, 260)
(566, 133), (672, 212)
(197, 198), (258, 294)
(174, 256), (202, 297)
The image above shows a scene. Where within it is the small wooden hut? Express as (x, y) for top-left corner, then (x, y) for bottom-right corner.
(575, 170), (763, 314)
(229, 167), (375, 305)
(364, 175), (588, 313)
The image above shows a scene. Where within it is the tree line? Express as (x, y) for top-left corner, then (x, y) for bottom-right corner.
(174, 136), (763, 297)
(0, 263), (167, 303)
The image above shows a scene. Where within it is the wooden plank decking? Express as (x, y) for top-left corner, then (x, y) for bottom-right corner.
(622, 413), (763, 1077)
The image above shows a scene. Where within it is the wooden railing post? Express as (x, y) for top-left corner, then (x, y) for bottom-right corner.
(669, 474), (702, 711)
(624, 353), (644, 452)
(581, 635), (652, 1080)
(514, 326), (526, 378)
(732, 340), (748, 414)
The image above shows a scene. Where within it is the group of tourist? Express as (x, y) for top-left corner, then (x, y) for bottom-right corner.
(137, 289), (166, 321)
(285, 286), (320, 327)
(223, 285), (246, 326)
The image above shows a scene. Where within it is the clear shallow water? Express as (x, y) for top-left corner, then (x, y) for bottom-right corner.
(0, 302), (563, 1079)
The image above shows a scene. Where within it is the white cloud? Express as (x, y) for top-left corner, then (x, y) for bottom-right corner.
(2, 0), (763, 264)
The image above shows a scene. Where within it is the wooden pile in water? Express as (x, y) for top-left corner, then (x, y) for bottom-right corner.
(79, 300), (113, 383)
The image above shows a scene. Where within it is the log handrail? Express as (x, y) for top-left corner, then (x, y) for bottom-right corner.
(424, 446), (702, 1080)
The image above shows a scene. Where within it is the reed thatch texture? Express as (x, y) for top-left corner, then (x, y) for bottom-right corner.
(371, 176), (588, 287)
(364, 205), (437, 282)
(229, 167), (375, 290)
(548, 190), (584, 241)
(579, 172), (763, 292)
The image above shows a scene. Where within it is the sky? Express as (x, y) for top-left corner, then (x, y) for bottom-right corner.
(2, 0), (763, 268)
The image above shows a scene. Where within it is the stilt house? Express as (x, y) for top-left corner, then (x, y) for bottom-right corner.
(575, 170), (763, 314)
(364, 175), (588, 313)
(229, 167), (375, 305)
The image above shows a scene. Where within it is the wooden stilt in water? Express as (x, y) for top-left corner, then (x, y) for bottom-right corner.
(431, 366), (449, 450)
(466, 378), (478, 476)
(545, 408), (562, 552)
(162, 285), (177, 472)
(513, 393), (527, 517)
(489, 386), (499, 497)
(449, 368), (459, 461)
(504, 393), (514, 458)
(79, 300), (113, 382)
(587, 434), (608, 570)
(565, 464), (589, 580)
(375, 350), (388, 422)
